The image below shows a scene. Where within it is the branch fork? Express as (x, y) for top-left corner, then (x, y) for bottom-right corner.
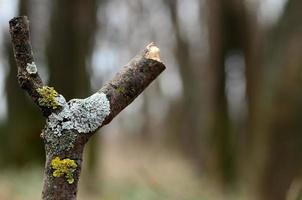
(9, 16), (165, 200)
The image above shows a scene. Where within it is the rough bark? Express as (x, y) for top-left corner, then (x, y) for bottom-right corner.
(9, 16), (165, 200)
(9, 17), (45, 111)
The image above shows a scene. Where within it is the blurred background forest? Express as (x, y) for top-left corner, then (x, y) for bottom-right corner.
(0, 0), (301, 199)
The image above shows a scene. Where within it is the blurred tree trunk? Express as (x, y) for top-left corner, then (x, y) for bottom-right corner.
(0, 0), (44, 167)
(47, 0), (98, 99)
(240, 3), (263, 192)
(46, 0), (100, 189)
(257, 0), (302, 199)
(206, 0), (232, 186)
(206, 0), (255, 187)
(164, 0), (204, 167)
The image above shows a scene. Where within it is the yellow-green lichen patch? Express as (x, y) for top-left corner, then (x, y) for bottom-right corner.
(37, 86), (59, 109)
(116, 86), (126, 94)
(51, 157), (77, 184)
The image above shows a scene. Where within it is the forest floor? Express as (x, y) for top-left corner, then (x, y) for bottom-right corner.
(0, 131), (249, 200)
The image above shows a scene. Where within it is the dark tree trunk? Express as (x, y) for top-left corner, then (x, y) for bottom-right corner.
(206, 0), (253, 187)
(257, 0), (302, 199)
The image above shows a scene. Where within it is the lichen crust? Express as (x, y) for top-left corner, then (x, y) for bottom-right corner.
(44, 92), (110, 139)
(26, 62), (37, 74)
(36, 86), (59, 109)
(51, 157), (77, 184)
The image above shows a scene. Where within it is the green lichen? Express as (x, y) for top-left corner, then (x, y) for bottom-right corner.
(36, 86), (59, 109)
(116, 86), (126, 94)
(51, 157), (77, 184)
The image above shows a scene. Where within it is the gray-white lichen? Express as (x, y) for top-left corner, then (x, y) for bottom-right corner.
(44, 92), (110, 135)
(43, 92), (111, 153)
(26, 62), (37, 74)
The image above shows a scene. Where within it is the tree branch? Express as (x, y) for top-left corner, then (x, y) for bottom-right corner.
(100, 43), (165, 126)
(9, 16), (166, 200)
(9, 16), (50, 114)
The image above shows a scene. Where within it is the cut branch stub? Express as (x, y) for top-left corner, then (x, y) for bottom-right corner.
(100, 42), (165, 125)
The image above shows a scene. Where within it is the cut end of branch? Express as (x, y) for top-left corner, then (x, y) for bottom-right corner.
(145, 42), (161, 62)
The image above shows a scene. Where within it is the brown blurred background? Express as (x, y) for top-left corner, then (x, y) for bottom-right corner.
(0, 0), (301, 199)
